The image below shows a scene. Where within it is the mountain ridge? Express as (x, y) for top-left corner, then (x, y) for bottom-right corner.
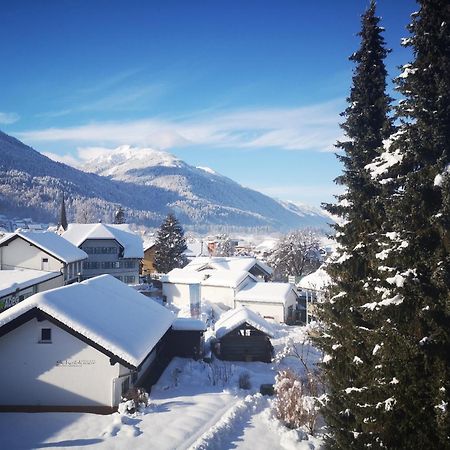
(0, 131), (331, 231)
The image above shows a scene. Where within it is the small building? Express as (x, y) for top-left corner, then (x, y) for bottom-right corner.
(0, 275), (174, 412)
(213, 307), (274, 363)
(0, 231), (88, 284)
(0, 269), (63, 312)
(166, 318), (206, 360)
(235, 282), (298, 323)
(62, 223), (143, 284)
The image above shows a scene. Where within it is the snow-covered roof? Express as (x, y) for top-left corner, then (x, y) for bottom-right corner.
(162, 268), (256, 289)
(185, 256), (272, 276)
(202, 270), (256, 288)
(235, 281), (297, 305)
(161, 269), (208, 284)
(172, 317), (206, 331)
(214, 306), (275, 339)
(0, 275), (174, 368)
(184, 240), (209, 258)
(298, 266), (332, 291)
(62, 223), (143, 259)
(0, 231), (88, 264)
(0, 269), (61, 298)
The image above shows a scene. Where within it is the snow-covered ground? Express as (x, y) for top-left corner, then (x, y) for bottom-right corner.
(0, 323), (325, 450)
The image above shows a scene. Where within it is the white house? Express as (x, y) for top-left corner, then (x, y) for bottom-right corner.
(0, 231), (88, 284)
(0, 275), (174, 412)
(184, 256), (272, 281)
(162, 255), (296, 323)
(0, 269), (63, 312)
(161, 268), (256, 310)
(62, 223), (143, 284)
(200, 270), (256, 309)
(234, 281), (298, 323)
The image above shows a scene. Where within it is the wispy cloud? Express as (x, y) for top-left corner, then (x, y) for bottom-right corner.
(0, 112), (20, 124)
(37, 83), (167, 119)
(20, 99), (343, 154)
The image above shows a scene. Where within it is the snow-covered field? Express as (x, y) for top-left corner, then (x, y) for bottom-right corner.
(0, 323), (324, 450)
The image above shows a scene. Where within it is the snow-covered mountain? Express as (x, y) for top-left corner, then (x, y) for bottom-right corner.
(81, 145), (332, 229)
(0, 131), (331, 231)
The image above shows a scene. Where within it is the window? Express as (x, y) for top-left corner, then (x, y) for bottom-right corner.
(121, 377), (130, 396)
(41, 258), (49, 271)
(40, 328), (52, 343)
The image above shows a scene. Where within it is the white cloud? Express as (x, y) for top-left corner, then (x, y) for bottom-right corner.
(19, 99), (343, 153)
(0, 112), (20, 124)
(42, 151), (81, 167)
(76, 146), (115, 161)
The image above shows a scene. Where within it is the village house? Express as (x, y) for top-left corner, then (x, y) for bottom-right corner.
(162, 268), (256, 310)
(183, 256), (272, 281)
(213, 306), (274, 362)
(235, 281), (298, 323)
(0, 269), (63, 312)
(0, 231), (88, 285)
(141, 241), (156, 277)
(62, 223), (143, 284)
(0, 275), (175, 413)
(161, 256), (297, 323)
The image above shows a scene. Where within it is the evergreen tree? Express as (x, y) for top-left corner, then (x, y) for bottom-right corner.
(114, 206), (126, 224)
(58, 193), (68, 231)
(362, 2), (450, 447)
(314, 2), (394, 448)
(153, 213), (187, 273)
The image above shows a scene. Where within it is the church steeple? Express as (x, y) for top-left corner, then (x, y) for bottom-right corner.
(58, 193), (68, 232)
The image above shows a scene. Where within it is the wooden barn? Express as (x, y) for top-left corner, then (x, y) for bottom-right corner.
(213, 306), (274, 363)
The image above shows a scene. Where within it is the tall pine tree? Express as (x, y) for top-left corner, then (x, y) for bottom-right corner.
(363, 1), (450, 447)
(154, 213), (187, 274)
(315, 2), (394, 448)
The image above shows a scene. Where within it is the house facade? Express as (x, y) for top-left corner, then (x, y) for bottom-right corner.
(141, 242), (156, 277)
(0, 275), (174, 412)
(62, 224), (143, 284)
(0, 270), (63, 312)
(235, 282), (298, 323)
(0, 231), (87, 285)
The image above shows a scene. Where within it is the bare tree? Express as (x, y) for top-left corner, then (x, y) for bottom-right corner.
(268, 230), (321, 282)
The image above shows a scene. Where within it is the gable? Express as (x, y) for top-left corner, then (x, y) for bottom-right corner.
(0, 307), (136, 369)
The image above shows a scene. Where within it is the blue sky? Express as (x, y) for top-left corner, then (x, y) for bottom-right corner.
(1, 0), (416, 206)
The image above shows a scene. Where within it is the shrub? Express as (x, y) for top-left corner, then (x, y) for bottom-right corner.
(238, 372), (251, 390)
(274, 369), (320, 435)
(120, 387), (149, 414)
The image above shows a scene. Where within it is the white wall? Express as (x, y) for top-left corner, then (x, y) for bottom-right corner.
(0, 318), (123, 407)
(0, 238), (63, 272)
(37, 275), (64, 293)
(234, 301), (285, 323)
(163, 283), (192, 308)
(201, 285), (235, 309)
